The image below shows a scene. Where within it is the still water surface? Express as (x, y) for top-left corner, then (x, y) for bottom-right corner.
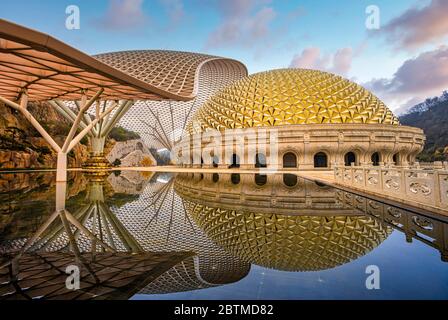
(0, 171), (447, 300)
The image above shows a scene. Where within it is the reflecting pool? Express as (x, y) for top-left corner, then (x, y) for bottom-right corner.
(0, 171), (447, 300)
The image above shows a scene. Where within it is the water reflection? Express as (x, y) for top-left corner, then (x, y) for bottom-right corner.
(0, 171), (447, 300)
(175, 173), (392, 271)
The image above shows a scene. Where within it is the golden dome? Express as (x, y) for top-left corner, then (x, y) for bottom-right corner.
(185, 201), (391, 271)
(189, 68), (399, 133)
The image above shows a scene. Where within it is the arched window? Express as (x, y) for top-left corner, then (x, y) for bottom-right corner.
(212, 155), (219, 168)
(212, 173), (219, 183)
(344, 152), (356, 166)
(283, 152), (297, 168)
(231, 173), (240, 185)
(283, 174), (297, 187)
(314, 152), (328, 168)
(255, 174), (267, 186)
(393, 153), (400, 165)
(255, 153), (267, 168)
(371, 152), (380, 166)
(229, 154), (240, 168)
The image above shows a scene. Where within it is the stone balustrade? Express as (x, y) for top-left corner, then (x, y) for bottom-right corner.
(334, 164), (448, 212)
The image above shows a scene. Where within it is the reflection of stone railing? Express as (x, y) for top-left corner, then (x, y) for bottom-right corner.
(334, 165), (448, 212)
(335, 189), (448, 262)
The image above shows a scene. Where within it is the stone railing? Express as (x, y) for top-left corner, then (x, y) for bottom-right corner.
(334, 189), (448, 262)
(334, 164), (448, 212)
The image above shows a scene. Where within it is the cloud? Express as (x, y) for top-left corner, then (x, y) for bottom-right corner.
(289, 47), (353, 76)
(159, 0), (184, 27)
(95, 0), (148, 31)
(363, 46), (448, 112)
(205, 0), (276, 49)
(378, 0), (448, 50)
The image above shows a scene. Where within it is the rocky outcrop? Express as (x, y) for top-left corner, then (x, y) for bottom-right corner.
(0, 101), (89, 169)
(106, 139), (155, 167)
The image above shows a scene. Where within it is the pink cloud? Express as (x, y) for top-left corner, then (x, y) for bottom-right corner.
(364, 46), (448, 112)
(289, 47), (353, 76)
(96, 0), (148, 31)
(379, 0), (448, 50)
(205, 0), (276, 49)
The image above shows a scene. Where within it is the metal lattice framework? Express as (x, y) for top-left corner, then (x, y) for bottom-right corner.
(0, 20), (178, 101)
(92, 51), (247, 151)
(189, 68), (400, 134)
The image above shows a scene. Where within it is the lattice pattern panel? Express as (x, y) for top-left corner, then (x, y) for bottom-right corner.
(117, 59), (247, 150)
(94, 50), (247, 99)
(0, 252), (189, 300)
(189, 68), (399, 133)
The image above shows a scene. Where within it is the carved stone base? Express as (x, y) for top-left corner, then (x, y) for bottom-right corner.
(82, 153), (112, 170)
(82, 153), (112, 181)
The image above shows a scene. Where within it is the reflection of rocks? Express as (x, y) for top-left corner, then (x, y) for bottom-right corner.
(175, 173), (392, 271)
(107, 171), (152, 194)
(0, 172), (88, 245)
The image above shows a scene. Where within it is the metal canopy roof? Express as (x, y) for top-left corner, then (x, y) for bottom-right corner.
(0, 19), (191, 102)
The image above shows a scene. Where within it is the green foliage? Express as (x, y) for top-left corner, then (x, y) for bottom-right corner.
(400, 98), (448, 162)
(112, 158), (121, 167)
(109, 126), (140, 142)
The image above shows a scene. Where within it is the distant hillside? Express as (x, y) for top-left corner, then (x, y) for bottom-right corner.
(399, 91), (448, 162)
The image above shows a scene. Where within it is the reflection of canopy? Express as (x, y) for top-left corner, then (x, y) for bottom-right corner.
(0, 19), (184, 101)
(0, 251), (191, 300)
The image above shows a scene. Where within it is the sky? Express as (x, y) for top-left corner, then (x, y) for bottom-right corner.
(1, 0), (447, 113)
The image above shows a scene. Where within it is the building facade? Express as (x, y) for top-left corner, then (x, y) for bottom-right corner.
(177, 69), (426, 169)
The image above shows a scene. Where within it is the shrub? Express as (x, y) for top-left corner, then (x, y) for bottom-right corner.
(109, 126), (140, 141)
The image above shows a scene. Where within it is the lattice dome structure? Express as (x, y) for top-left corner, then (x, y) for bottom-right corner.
(93, 50), (247, 151)
(188, 68), (399, 134)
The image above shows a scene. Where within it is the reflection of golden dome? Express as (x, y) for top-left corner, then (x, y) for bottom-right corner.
(189, 69), (399, 133)
(185, 201), (391, 271)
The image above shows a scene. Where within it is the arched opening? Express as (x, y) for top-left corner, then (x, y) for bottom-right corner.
(393, 153), (400, 166)
(228, 154), (240, 168)
(212, 155), (219, 168)
(344, 152), (356, 166)
(314, 152), (328, 168)
(283, 152), (297, 168)
(255, 174), (267, 186)
(212, 173), (219, 183)
(371, 152), (380, 166)
(255, 153), (267, 168)
(231, 173), (240, 185)
(283, 174), (297, 187)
